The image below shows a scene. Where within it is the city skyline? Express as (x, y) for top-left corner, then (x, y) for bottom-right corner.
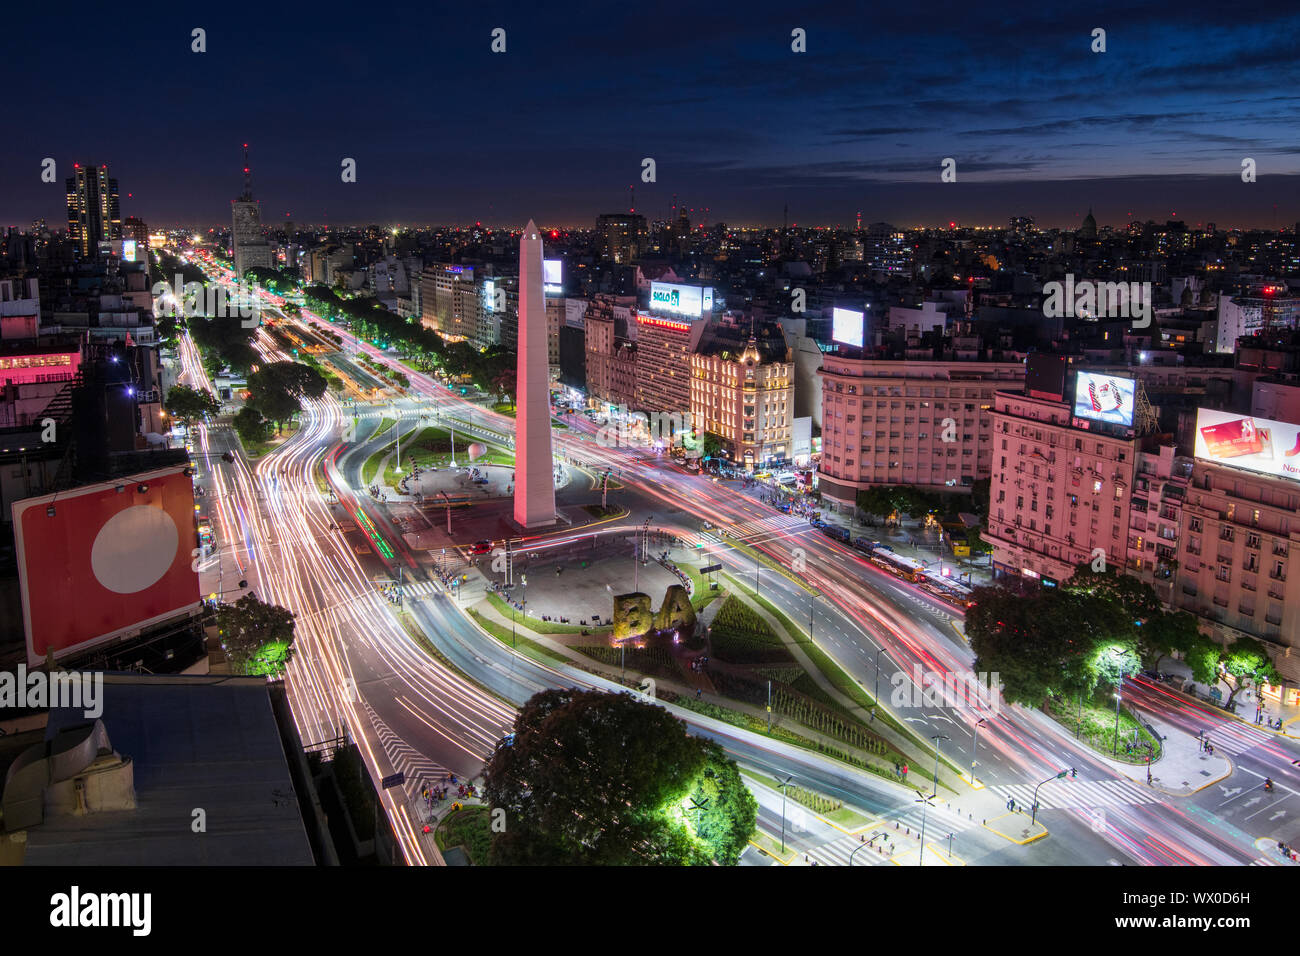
(4, 1), (1299, 230)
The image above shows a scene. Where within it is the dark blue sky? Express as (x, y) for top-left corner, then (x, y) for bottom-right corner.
(5, 0), (1299, 230)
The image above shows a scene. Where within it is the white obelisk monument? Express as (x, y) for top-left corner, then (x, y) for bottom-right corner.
(513, 220), (556, 527)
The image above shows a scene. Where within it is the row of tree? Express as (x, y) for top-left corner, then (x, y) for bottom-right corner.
(968, 563), (1280, 711)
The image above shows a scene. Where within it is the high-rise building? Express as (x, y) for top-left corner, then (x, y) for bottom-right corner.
(596, 213), (648, 264)
(635, 312), (708, 415)
(420, 263), (480, 342)
(230, 145), (273, 278)
(65, 164), (121, 257)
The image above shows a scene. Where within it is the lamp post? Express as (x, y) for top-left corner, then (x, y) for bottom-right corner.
(873, 646), (886, 720)
(930, 733), (948, 799)
(1113, 690), (1122, 756)
(915, 788), (936, 866)
(970, 716), (987, 787)
(776, 773), (795, 854)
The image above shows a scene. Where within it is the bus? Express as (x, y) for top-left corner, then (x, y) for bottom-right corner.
(919, 571), (975, 608)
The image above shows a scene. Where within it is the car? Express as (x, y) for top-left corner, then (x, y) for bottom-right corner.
(470, 540), (493, 555)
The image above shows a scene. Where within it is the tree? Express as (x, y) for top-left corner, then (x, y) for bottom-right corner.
(484, 689), (752, 865)
(216, 594), (295, 676)
(232, 406), (270, 444)
(247, 361), (328, 433)
(1221, 637), (1281, 710)
(164, 384), (220, 429)
(688, 742), (757, 865)
(1062, 563), (1162, 622)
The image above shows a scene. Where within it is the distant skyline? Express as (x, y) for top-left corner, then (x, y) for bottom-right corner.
(4, 1), (1299, 231)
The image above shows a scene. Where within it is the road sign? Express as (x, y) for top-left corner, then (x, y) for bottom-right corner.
(380, 772), (406, 790)
(700, 563), (723, 574)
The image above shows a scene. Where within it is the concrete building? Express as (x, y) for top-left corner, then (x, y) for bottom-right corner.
(584, 296), (637, 409)
(1176, 460), (1300, 683)
(818, 358), (1025, 510)
(635, 312), (709, 415)
(595, 212), (649, 264)
(1216, 288), (1300, 354)
(984, 387), (1139, 588)
(690, 328), (793, 469)
(421, 263), (481, 342)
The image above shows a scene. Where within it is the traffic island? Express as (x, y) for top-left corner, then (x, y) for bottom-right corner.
(981, 809), (1049, 845)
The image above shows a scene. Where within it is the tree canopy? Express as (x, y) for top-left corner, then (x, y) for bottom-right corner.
(164, 384), (220, 428)
(484, 689), (755, 865)
(216, 594), (296, 676)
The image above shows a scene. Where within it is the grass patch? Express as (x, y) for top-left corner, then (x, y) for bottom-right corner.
(467, 608), (571, 667)
(491, 401), (515, 417)
(573, 642), (680, 682)
(484, 591), (608, 635)
(244, 419), (302, 459)
(1045, 692), (1163, 764)
(436, 806), (493, 864)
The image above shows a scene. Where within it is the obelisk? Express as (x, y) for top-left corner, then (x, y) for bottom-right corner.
(513, 220), (556, 527)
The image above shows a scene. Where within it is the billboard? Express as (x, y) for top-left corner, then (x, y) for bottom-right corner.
(12, 465), (202, 665)
(649, 282), (712, 318)
(1194, 408), (1300, 484)
(1025, 353), (1068, 401)
(483, 279), (496, 311)
(1073, 371), (1135, 427)
(543, 259), (563, 291)
(832, 307), (865, 348)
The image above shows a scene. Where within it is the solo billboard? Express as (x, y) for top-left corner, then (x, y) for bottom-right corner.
(1073, 371), (1135, 427)
(1194, 408), (1300, 484)
(12, 465), (202, 665)
(649, 282), (712, 318)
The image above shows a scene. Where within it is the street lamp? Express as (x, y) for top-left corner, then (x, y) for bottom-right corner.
(873, 646), (886, 720)
(1113, 690), (1122, 756)
(776, 773), (795, 854)
(915, 788), (936, 866)
(930, 733), (948, 799)
(970, 716), (987, 787)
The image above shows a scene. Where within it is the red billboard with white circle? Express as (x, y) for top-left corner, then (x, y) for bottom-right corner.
(12, 465), (202, 665)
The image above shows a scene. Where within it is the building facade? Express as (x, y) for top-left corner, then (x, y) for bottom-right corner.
(818, 358), (1025, 509)
(690, 334), (793, 469)
(66, 164), (121, 257)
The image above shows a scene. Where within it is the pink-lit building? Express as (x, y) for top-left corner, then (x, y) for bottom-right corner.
(817, 358), (1024, 510)
(985, 388), (1140, 588)
(0, 346), (81, 387)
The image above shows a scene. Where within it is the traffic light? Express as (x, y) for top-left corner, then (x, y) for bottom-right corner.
(1070, 767), (1077, 779)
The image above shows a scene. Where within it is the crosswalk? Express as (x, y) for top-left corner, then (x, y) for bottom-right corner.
(1200, 722), (1274, 757)
(990, 778), (1161, 811)
(363, 700), (449, 803)
(725, 513), (815, 546)
(804, 805), (978, 866)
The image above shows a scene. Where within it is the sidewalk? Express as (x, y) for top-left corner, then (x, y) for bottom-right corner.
(1100, 698), (1231, 796)
(1152, 656), (1300, 741)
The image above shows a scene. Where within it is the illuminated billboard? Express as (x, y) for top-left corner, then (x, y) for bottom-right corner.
(832, 307), (865, 348)
(649, 282), (712, 318)
(543, 259), (562, 290)
(122, 239), (137, 262)
(12, 465), (202, 665)
(1073, 371), (1135, 427)
(1194, 408), (1300, 484)
(483, 279), (496, 311)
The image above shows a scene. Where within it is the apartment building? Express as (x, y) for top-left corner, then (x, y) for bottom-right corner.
(690, 332), (792, 469)
(818, 358), (1025, 510)
(635, 313), (708, 415)
(985, 388), (1140, 587)
(1176, 462), (1300, 684)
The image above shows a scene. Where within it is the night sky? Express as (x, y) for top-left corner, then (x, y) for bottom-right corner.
(4, 0), (1299, 230)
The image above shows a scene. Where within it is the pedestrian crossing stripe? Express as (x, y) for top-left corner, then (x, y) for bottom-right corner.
(990, 779), (1159, 810)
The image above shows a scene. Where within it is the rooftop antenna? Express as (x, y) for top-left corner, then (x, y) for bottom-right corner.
(629, 184), (635, 214)
(240, 143), (253, 201)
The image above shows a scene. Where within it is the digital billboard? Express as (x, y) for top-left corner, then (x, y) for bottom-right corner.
(832, 307), (865, 348)
(1193, 408), (1300, 484)
(1073, 371), (1135, 427)
(12, 465), (202, 665)
(649, 282), (712, 318)
(483, 279), (496, 311)
(543, 259), (563, 290)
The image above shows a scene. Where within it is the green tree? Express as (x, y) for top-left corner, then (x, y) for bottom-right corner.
(688, 742), (757, 865)
(216, 594), (295, 676)
(1062, 563), (1162, 622)
(164, 384), (220, 429)
(485, 689), (750, 865)
(1221, 637), (1281, 710)
(232, 406), (270, 444)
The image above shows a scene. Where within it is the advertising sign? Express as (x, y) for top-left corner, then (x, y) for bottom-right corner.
(1073, 371), (1136, 427)
(12, 465), (202, 665)
(649, 282), (711, 318)
(543, 259), (562, 290)
(1193, 408), (1300, 483)
(832, 307), (865, 348)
